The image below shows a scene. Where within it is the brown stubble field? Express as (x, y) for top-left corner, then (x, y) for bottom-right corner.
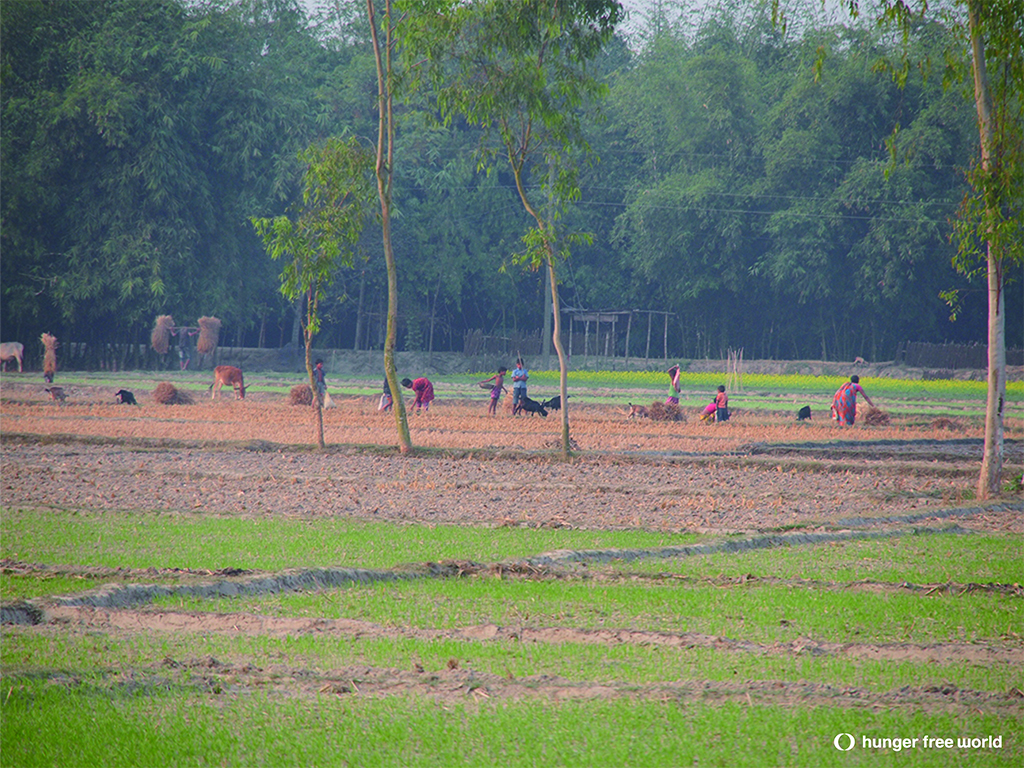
(0, 376), (1021, 533)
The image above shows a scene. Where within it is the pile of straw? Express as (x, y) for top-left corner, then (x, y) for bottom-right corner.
(151, 315), (174, 354)
(152, 382), (194, 405)
(41, 333), (57, 380)
(197, 316), (220, 355)
(863, 408), (890, 427)
(289, 384), (313, 406)
(648, 401), (685, 422)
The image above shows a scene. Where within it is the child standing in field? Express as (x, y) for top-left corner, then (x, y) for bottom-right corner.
(480, 366), (508, 416)
(701, 385), (729, 422)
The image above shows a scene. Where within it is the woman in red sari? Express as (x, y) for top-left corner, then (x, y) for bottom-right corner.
(402, 377), (435, 412)
(831, 375), (874, 425)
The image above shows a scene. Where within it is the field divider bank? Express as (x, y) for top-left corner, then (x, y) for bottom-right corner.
(1, 520), (1000, 625)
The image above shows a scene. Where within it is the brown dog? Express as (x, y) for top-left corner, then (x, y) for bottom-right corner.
(628, 403), (649, 419)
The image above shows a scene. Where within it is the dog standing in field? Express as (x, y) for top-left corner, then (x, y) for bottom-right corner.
(628, 403), (649, 419)
(797, 406), (812, 421)
(115, 389), (139, 405)
(45, 386), (66, 403)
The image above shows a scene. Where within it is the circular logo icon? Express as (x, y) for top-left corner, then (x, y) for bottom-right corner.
(834, 733), (855, 751)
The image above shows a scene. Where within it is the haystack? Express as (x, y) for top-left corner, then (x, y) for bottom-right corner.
(151, 315), (175, 354)
(41, 333), (57, 380)
(863, 408), (890, 427)
(648, 401), (685, 422)
(196, 316), (221, 355)
(289, 384), (314, 406)
(153, 381), (194, 405)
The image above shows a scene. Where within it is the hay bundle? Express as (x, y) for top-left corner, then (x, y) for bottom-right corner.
(863, 408), (890, 427)
(931, 417), (961, 431)
(648, 401), (685, 422)
(41, 332), (57, 380)
(152, 381), (194, 405)
(196, 316), (220, 355)
(151, 315), (175, 354)
(289, 384), (313, 406)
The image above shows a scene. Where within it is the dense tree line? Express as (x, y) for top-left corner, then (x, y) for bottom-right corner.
(2, 0), (1019, 367)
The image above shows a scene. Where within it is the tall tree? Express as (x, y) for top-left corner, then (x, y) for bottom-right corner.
(252, 136), (373, 448)
(774, 0), (1022, 497)
(956, 0), (1022, 498)
(409, 0), (624, 457)
(365, 0), (413, 453)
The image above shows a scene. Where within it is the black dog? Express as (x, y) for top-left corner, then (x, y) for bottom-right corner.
(797, 405), (812, 421)
(541, 395), (568, 411)
(514, 396), (548, 417)
(115, 389), (139, 406)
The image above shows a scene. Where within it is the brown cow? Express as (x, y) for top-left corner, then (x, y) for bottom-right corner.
(1, 342), (24, 372)
(209, 366), (248, 399)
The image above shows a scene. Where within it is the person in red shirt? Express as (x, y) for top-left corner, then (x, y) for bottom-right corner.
(701, 385), (730, 422)
(401, 377), (435, 412)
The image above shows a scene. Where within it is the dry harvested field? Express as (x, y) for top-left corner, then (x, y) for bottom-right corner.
(1, 371), (1022, 764)
(1, 375), (1021, 533)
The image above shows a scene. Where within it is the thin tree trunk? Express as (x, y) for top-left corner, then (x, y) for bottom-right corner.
(354, 270), (367, 350)
(368, 0), (411, 453)
(548, 256), (571, 457)
(968, 0), (1005, 497)
(305, 289), (325, 450)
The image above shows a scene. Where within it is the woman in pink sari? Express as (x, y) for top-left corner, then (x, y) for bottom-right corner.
(831, 375), (874, 425)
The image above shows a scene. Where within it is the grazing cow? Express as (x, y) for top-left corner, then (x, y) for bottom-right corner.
(1, 342), (24, 372)
(514, 395), (548, 417)
(115, 389), (139, 406)
(628, 403), (649, 419)
(45, 386), (66, 403)
(797, 406), (812, 421)
(209, 366), (248, 399)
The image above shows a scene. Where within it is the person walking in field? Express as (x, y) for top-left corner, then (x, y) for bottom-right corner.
(831, 375), (875, 426)
(480, 366), (507, 416)
(402, 376), (435, 412)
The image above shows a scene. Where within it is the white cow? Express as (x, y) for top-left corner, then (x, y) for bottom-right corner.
(1, 342), (24, 372)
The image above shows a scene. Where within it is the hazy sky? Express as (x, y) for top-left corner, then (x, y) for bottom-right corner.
(296, 1), (857, 47)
